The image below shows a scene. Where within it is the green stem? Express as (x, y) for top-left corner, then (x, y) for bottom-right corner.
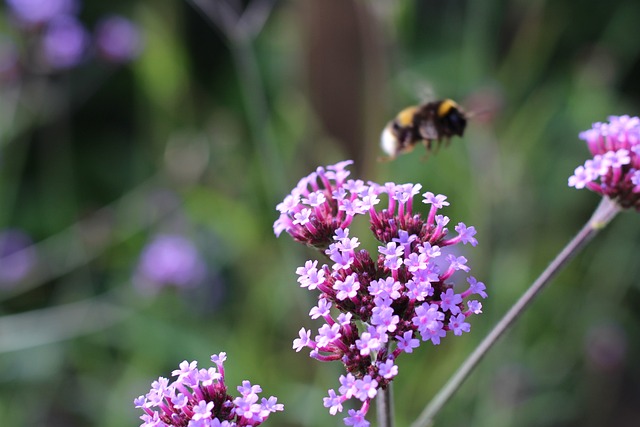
(185, 0), (286, 199)
(377, 383), (394, 427)
(411, 197), (621, 427)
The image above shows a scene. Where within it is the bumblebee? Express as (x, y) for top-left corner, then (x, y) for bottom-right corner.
(380, 99), (467, 160)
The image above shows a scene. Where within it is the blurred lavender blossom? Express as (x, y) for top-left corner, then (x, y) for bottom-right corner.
(1, 0), (143, 77)
(134, 234), (207, 294)
(0, 228), (37, 288)
(5, 0), (78, 26)
(41, 15), (88, 69)
(94, 15), (142, 63)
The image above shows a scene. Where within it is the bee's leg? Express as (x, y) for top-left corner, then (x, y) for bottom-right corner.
(432, 139), (442, 154)
(420, 139), (433, 161)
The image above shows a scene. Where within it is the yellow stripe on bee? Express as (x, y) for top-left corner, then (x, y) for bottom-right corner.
(396, 106), (419, 126)
(437, 99), (459, 117)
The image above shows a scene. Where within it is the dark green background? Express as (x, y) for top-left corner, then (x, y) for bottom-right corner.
(1, 1), (639, 426)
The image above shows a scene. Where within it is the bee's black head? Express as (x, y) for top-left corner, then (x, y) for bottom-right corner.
(436, 100), (467, 137)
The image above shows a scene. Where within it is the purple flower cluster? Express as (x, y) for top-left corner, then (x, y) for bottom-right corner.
(274, 160), (357, 248)
(134, 352), (284, 427)
(2, 0), (142, 74)
(569, 115), (640, 210)
(275, 161), (487, 426)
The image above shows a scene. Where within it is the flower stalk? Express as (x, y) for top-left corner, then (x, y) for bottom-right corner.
(376, 383), (394, 427)
(411, 197), (620, 427)
(412, 113), (640, 426)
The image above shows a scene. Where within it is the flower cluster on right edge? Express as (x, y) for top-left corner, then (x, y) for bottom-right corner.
(569, 115), (640, 210)
(274, 161), (487, 427)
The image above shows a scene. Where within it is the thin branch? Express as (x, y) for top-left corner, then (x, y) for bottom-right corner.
(0, 288), (133, 353)
(411, 197), (621, 427)
(377, 383), (395, 427)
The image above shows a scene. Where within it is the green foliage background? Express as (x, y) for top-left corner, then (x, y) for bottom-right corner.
(1, 1), (639, 426)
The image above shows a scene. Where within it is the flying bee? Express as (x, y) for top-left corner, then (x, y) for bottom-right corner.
(380, 99), (467, 160)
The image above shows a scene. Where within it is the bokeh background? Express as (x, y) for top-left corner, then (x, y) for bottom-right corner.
(1, 0), (639, 426)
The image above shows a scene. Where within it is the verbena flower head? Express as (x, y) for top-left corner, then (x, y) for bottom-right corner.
(134, 234), (206, 294)
(275, 161), (486, 426)
(41, 15), (88, 69)
(135, 352), (283, 427)
(94, 15), (143, 63)
(569, 115), (640, 210)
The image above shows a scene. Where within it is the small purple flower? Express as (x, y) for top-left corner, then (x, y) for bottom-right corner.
(5, 0), (78, 26)
(316, 323), (341, 348)
(448, 313), (471, 336)
(467, 300), (483, 314)
(377, 359), (398, 379)
(440, 288), (463, 314)
(465, 276), (487, 299)
(94, 15), (143, 63)
(334, 273), (359, 300)
(41, 15), (88, 69)
(353, 375), (378, 401)
(0, 229), (36, 288)
(395, 331), (420, 353)
(569, 115), (640, 209)
(134, 352), (283, 426)
(293, 328), (313, 352)
(134, 234), (206, 293)
(323, 389), (345, 415)
(344, 408), (370, 427)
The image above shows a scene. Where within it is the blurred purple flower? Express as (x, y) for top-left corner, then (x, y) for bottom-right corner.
(0, 36), (20, 81)
(5, 0), (78, 26)
(41, 15), (88, 70)
(0, 229), (36, 288)
(134, 234), (206, 293)
(94, 15), (143, 63)
(584, 322), (627, 373)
